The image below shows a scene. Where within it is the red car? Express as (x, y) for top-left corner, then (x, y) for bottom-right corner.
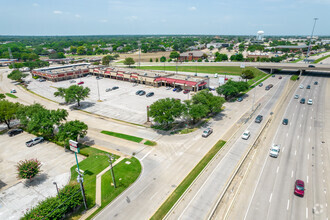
(183, 89), (190, 94)
(77, 81), (84, 85)
(294, 180), (305, 197)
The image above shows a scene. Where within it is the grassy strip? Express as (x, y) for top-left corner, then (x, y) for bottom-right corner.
(179, 127), (198, 134)
(5, 93), (18, 98)
(101, 130), (143, 143)
(139, 66), (243, 75)
(290, 75), (299, 81)
(290, 58), (304, 63)
(86, 157), (142, 219)
(144, 140), (157, 146)
(150, 139), (226, 220)
(246, 67), (267, 86)
(314, 54), (330, 64)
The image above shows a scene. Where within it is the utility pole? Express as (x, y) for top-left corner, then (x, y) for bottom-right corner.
(305, 18), (318, 62)
(107, 154), (117, 188)
(138, 42), (141, 69)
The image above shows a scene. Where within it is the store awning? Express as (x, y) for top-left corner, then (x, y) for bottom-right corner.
(198, 82), (207, 87)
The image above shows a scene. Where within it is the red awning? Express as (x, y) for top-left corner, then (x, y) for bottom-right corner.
(198, 82), (207, 87)
(186, 81), (197, 86)
(131, 75), (138, 79)
(117, 73), (124, 77)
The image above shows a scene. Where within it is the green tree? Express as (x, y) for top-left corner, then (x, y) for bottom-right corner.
(7, 70), (28, 81)
(241, 69), (255, 81)
(184, 100), (208, 123)
(0, 100), (21, 129)
(155, 58), (159, 62)
(201, 53), (208, 59)
(77, 46), (86, 55)
(123, 57), (135, 67)
(216, 82), (239, 100)
(160, 56), (166, 62)
(16, 159), (42, 180)
(192, 90), (225, 114)
(150, 58), (153, 62)
(70, 46), (77, 54)
(54, 85), (90, 107)
(57, 120), (88, 143)
(149, 98), (185, 127)
(0, 94), (5, 99)
(169, 51), (180, 60)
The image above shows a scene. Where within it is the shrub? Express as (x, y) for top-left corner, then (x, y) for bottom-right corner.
(290, 75), (298, 81)
(22, 183), (83, 219)
(16, 159), (42, 180)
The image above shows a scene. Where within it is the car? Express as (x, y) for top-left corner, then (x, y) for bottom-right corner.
(70, 80), (76, 83)
(282, 118), (289, 125)
(242, 130), (250, 140)
(10, 89), (17, 93)
(294, 94), (299, 99)
(96, 76), (102, 80)
(314, 81), (318, 85)
(138, 90), (146, 96)
(176, 88), (183, 92)
(8, 129), (23, 137)
(300, 98), (306, 104)
(306, 85), (311, 89)
(26, 137), (44, 147)
(307, 99), (313, 105)
(166, 87), (172, 90)
(237, 97), (243, 102)
(146, 92), (154, 97)
(38, 78), (46, 82)
(77, 81), (84, 85)
(136, 90), (143, 95)
(265, 84), (273, 90)
(299, 84), (304, 89)
(279, 76), (282, 79)
(259, 83), (263, 87)
(308, 65), (315, 68)
(255, 115), (263, 123)
(183, 89), (190, 94)
(202, 128), (213, 138)
(112, 86), (119, 90)
(294, 180), (305, 197)
(173, 88), (178, 92)
(106, 88), (112, 92)
(272, 75), (275, 77)
(269, 144), (280, 158)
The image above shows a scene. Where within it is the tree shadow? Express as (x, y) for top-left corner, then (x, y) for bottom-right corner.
(78, 136), (95, 146)
(23, 173), (48, 187)
(69, 102), (95, 110)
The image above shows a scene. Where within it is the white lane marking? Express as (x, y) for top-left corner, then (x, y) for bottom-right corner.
(326, 203), (328, 207)
(310, 126), (312, 131)
(149, 192), (158, 200)
(291, 170), (294, 178)
(269, 193), (272, 203)
(324, 179), (326, 183)
(302, 114), (303, 118)
(295, 150), (297, 155)
(140, 148), (155, 161)
(306, 207), (308, 219)
(296, 105), (298, 108)
(282, 147), (285, 152)
(287, 199), (290, 210)
(309, 138), (310, 143)
(277, 166), (279, 173)
(307, 154), (309, 160)
(311, 116), (313, 120)
(297, 135), (300, 139)
(293, 113), (295, 117)
(322, 162), (324, 165)
(307, 176), (309, 183)
(286, 133), (288, 137)
(300, 124), (302, 128)
(312, 108), (313, 111)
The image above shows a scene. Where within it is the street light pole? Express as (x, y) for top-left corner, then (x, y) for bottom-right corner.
(107, 154), (117, 188)
(138, 42), (141, 69)
(96, 77), (100, 101)
(252, 80), (256, 111)
(306, 18), (318, 62)
(53, 181), (60, 199)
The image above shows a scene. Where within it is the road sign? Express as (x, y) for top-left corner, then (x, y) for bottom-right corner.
(69, 140), (79, 153)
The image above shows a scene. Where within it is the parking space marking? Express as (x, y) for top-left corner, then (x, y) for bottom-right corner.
(291, 170), (294, 178)
(307, 154), (309, 160)
(277, 166), (279, 173)
(287, 199), (290, 210)
(307, 176), (309, 183)
(306, 207), (308, 219)
(269, 193), (272, 203)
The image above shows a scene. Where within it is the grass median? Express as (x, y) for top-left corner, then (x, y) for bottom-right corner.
(5, 93), (18, 98)
(314, 54), (330, 64)
(150, 139), (226, 220)
(101, 130), (143, 143)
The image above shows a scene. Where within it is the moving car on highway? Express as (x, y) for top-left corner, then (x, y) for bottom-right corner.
(307, 99), (313, 105)
(306, 85), (311, 89)
(241, 130), (250, 140)
(255, 115), (263, 123)
(282, 118), (289, 125)
(300, 98), (305, 104)
(294, 94), (299, 99)
(294, 180), (305, 197)
(26, 137), (44, 147)
(269, 144), (280, 158)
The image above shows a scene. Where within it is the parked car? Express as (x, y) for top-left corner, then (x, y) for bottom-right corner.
(112, 86), (119, 90)
(308, 65), (315, 68)
(307, 99), (313, 105)
(77, 81), (84, 85)
(300, 98), (306, 104)
(38, 78), (46, 82)
(136, 90), (143, 95)
(202, 128), (213, 138)
(138, 90), (146, 96)
(294, 180), (305, 197)
(279, 76), (282, 79)
(183, 89), (190, 94)
(237, 97), (243, 102)
(306, 85), (311, 89)
(272, 75), (275, 77)
(269, 144), (280, 158)
(70, 80), (76, 83)
(255, 115), (263, 123)
(282, 118), (289, 125)
(242, 130), (250, 140)
(314, 81), (318, 85)
(259, 83), (263, 87)
(146, 92), (154, 97)
(173, 88), (178, 92)
(106, 88), (112, 92)
(166, 87), (172, 90)
(265, 84), (273, 90)
(96, 76), (103, 80)
(26, 137), (44, 147)
(10, 89), (16, 93)
(8, 129), (23, 137)
(294, 94), (299, 99)
(299, 84), (304, 89)
(176, 88), (183, 92)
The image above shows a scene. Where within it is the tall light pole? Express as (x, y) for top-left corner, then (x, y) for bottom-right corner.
(138, 42), (141, 69)
(305, 18), (318, 62)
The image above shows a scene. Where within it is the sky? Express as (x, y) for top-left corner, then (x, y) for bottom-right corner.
(1, 0), (330, 36)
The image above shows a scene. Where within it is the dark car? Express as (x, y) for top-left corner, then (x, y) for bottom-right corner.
(265, 84), (273, 90)
(146, 92), (154, 97)
(255, 115), (263, 123)
(314, 81), (318, 85)
(306, 85), (311, 89)
(237, 97), (243, 102)
(77, 81), (84, 85)
(272, 74), (275, 77)
(282, 118), (289, 125)
(8, 129), (23, 137)
(112, 86), (119, 90)
(308, 65), (315, 68)
(300, 98), (306, 104)
(279, 76), (282, 79)
(176, 88), (182, 92)
(173, 88), (177, 92)
(136, 90), (143, 95)
(259, 83), (263, 87)
(294, 180), (305, 197)
(138, 90), (146, 96)
(183, 89), (190, 94)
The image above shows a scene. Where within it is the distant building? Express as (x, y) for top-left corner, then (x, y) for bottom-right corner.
(179, 51), (205, 61)
(0, 59), (17, 66)
(247, 52), (269, 61)
(206, 43), (231, 49)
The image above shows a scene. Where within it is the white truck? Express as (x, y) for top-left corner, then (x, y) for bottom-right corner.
(269, 144), (280, 158)
(26, 137), (44, 147)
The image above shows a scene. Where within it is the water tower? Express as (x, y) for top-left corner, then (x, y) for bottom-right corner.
(257, 30), (264, 41)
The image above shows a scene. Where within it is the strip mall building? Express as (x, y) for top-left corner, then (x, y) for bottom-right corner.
(32, 64), (209, 91)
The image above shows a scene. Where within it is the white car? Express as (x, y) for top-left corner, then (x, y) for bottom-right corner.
(294, 94), (299, 99)
(299, 84), (304, 89)
(242, 130), (250, 140)
(307, 99), (313, 105)
(270, 144), (280, 158)
(10, 89), (17, 93)
(202, 128), (213, 138)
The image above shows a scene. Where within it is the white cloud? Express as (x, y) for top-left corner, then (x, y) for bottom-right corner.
(125, 16), (138, 21)
(188, 6), (197, 11)
(100, 19), (108, 23)
(33, 3), (39, 7)
(75, 14), (81, 18)
(53, 10), (63, 14)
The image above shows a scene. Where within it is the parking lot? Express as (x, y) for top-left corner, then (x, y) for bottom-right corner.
(0, 131), (83, 219)
(27, 75), (197, 124)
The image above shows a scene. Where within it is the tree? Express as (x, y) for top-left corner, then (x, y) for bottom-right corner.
(0, 94), (5, 99)
(16, 159), (42, 180)
(0, 100), (21, 129)
(184, 100), (208, 124)
(169, 51), (180, 60)
(149, 98), (185, 127)
(201, 53), (208, 59)
(160, 56), (166, 62)
(57, 120), (88, 144)
(123, 57), (135, 67)
(216, 80), (249, 100)
(77, 46), (86, 55)
(54, 85), (90, 107)
(7, 70), (28, 81)
(102, 56), (110, 65)
(150, 58), (153, 62)
(241, 69), (255, 81)
(155, 58), (159, 62)
(192, 90), (225, 114)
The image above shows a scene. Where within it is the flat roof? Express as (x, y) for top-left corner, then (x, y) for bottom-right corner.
(34, 63), (90, 75)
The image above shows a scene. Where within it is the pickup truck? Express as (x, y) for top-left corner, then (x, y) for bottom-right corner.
(269, 144), (280, 158)
(26, 137), (44, 147)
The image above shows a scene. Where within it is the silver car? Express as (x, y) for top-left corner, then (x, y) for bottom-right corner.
(202, 128), (213, 137)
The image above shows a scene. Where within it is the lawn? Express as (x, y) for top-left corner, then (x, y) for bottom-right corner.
(151, 140), (226, 220)
(314, 54), (330, 64)
(138, 66), (243, 75)
(101, 130), (143, 143)
(5, 93), (18, 98)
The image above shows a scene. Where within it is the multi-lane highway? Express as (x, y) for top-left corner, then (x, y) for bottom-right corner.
(227, 76), (329, 220)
